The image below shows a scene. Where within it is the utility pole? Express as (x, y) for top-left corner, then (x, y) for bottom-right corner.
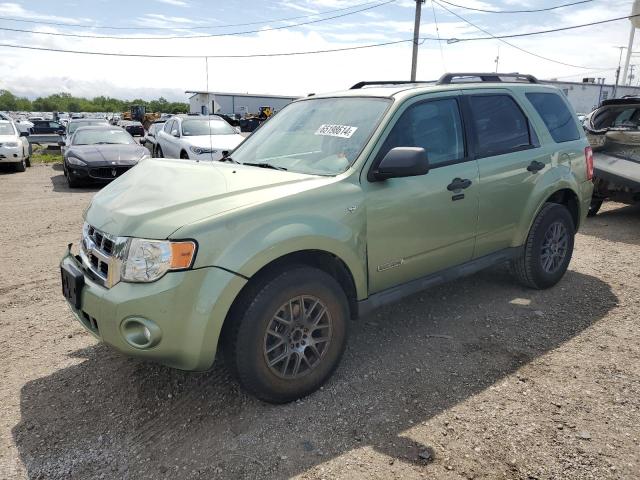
(614, 46), (626, 99)
(622, 0), (640, 83)
(410, 0), (425, 81)
(629, 64), (636, 85)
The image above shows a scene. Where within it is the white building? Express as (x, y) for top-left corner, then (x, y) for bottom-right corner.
(186, 91), (299, 116)
(544, 80), (640, 113)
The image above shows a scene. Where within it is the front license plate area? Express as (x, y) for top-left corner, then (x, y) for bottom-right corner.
(61, 264), (85, 310)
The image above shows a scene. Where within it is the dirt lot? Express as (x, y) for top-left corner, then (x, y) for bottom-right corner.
(1, 163), (639, 480)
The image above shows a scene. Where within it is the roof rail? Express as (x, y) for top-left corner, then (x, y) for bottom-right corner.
(436, 72), (538, 85)
(350, 80), (433, 89)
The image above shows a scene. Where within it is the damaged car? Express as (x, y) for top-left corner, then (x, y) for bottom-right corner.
(584, 96), (640, 216)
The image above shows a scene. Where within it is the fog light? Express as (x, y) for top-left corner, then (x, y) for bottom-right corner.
(120, 317), (161, 349)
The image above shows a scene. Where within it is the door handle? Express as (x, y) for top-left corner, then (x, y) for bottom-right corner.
(527, 160), (545, 173)
(447, 178), (472, 191)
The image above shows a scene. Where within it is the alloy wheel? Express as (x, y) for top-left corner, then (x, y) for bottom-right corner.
(263, 295), (332, 379)
(540, 221), (568, 273)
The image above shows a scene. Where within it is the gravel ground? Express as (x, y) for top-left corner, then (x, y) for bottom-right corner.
(0, 163), (639, 480)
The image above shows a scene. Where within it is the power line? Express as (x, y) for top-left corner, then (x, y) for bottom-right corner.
(457, 13), (640, 42)
(0, 0), (386, 31)
(430, 0), (447, 70)
(0, 1), (395, 40)
(438, 0), (593, 14)
(434, 1), (605, 69)
(0, 37), (431, 59)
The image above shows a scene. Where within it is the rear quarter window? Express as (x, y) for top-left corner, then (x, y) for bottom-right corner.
(526, 92), (580, 143)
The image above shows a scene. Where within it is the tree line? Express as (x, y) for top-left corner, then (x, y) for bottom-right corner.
(0, 90), (189, 114)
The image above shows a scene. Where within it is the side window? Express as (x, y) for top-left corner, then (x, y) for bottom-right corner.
(526, 92), (580, 143)
(379, 98), (465, 168)
(468, 95), (532, 158)
(163, 120), (174, 133)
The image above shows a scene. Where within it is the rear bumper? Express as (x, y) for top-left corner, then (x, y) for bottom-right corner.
(60, 249), (247, 370)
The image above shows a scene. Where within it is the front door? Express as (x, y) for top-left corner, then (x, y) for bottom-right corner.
(364, 94), (480, 294)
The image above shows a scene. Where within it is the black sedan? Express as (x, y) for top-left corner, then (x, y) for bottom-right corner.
(123, 120), (145, 137)
(31, 120), (65, 135)
(63, 126), (151, 188)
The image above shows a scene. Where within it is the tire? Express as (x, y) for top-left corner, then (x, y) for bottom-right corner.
(15, 159), (26, 172)
(587, 198), (603, 217)
(25, 157), (31, 168)
(510, 203), (575, 290)
(156, 146), (164, 158)
(66, 167), (83, 188)
(223, 266), (349, 403)
(180, 150), (189, 159)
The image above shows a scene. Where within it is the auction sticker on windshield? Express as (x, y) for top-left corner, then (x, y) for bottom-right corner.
(315, 124), (358, 138)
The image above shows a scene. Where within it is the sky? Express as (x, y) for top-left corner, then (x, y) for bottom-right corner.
(0, 0), (637, 102)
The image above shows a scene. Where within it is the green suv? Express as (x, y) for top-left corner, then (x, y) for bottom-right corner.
(61, 73), (594, 403)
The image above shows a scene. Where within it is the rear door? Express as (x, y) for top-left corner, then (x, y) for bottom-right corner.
(462, 89), (549, 258)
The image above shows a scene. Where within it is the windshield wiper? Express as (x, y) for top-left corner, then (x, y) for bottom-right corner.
(219, 155), (239, 164)
(242, 162), (287, 171)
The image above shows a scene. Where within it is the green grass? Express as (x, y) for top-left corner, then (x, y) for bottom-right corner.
(30, 144), (63, 164)
(31, 152), (63, 164)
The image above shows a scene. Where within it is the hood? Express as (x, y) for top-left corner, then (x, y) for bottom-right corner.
(182, 134), (244, 150)
(68, 144), (147, 164)
(86, 158), (329, 239)
(0, 134), (19, 142)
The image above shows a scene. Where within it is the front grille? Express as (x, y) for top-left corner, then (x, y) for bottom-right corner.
(89, 166), (131, 179)
(80, 223), (125, 288)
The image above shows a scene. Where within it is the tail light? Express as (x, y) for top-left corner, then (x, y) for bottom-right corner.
(585, 146), (594, 181)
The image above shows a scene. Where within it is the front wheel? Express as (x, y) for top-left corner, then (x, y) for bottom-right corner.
(510, 203), (575, 289)
(15, 159), (26, 172)
(156, 145), (164, 158)
(180, 150), (189, 159)
(223, 267), (349, 403)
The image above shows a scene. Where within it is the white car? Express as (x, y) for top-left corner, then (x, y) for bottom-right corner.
(155, 115), (244, 161)
(0, 120), (30, 171)
(0, 112), (32, 134)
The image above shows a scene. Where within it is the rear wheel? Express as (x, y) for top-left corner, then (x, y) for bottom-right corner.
(510, 203), (575, 289)
(223, 267), (349, 403)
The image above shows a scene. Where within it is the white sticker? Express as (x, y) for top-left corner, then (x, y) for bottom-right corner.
(314, 124), (358, 139)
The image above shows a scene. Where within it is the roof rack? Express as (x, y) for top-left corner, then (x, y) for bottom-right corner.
(436, 72), (538, 85)
(350, 80), (433, 89)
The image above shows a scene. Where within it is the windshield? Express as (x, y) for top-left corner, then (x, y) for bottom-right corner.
(0, 123), (16, 135)
(73, 129), (135, 145)
(181, 119), (236, 136)
(69, 120), (108, 134)
(230, 97), (390, 175)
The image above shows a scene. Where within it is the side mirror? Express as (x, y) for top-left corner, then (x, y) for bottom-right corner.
(171, 129), (179, 137)
(373, 147), (429, 180)
(20, 131), (29, 137)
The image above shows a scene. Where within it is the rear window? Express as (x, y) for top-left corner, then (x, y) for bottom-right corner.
(468, 95), (533, 158)
(526, 92), (580, 143)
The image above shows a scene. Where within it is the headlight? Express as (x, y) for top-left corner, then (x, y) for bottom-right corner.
(67, 156), (87, 166)
(120, 238), (197, 283)
(189, 146), (215, 155)
(4, 142), (19, 148)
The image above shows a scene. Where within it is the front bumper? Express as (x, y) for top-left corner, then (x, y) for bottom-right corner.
(60, 248), (247, 370)
(66, 162), (137, 183)
(0, 146), (23, 162)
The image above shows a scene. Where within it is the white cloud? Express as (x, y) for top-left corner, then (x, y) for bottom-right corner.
(156, 0), (189, 6)
(0, 2), (94, 24)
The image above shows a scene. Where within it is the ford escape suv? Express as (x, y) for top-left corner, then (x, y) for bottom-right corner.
(61, 73), (593, 403)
